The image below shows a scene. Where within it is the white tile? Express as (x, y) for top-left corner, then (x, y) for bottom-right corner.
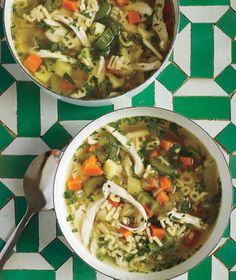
(180, 6), (228, 23)
(0, 199), (15, 241)
(58, 236), (73, 252)
(39, 210), (57, 251)
(230, 208), (236, 242)
(175, 79), (228, 96)
(231, 0), (236, 12)
(56, 257), (73, 280)
(155, 80), (173, 110)
(2, 64), (31, 81)
(0, 83), (17, 134)
(96, 272), (113, 280)
(232, 179), (236, 187)
(211, 256), (229, 280)
(40, 90), (58, 135)
(172, 272), (188, 280)
(231, 264), (236, 271)
(231, 93), (236, 125)
(114, 96), (132, 110)
(60, 120), (91, 137)
(173, 24), (191, 76)
(214, 26), (232, 77)
(193, 120), (229, 137)
(4, 253), (53, 269)
(0, 179), (24, 196)
(2, 138), (50, 155)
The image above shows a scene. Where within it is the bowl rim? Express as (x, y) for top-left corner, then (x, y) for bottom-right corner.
(3, 0), (180, 107)
(53, 106), (233, 280)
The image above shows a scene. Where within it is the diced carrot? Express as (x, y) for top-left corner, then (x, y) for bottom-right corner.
(128, 10), (141, 25)
(119, 227), (132, 238)
(82, 155), (103, 176)
(115, 0), (129, 6)
(159, 176), (172, 193)
(184, 230), (201, 247)
(60, 79), (75, 91)
(67, 177), (83, 191)
(156, 191), (169, 204)
(108, 197), (120, 208)
(180, 157), (193, 169)
(150, 149), (159, 158)
(150, 225), (165, 240)
(191, 205), (206, 218)
(160, 139), (174, 152)
(142, 177), (158, 192)
(24, 54), (43, 73)
(88, 144), (100, 152)
(144, 205), (154, 217)
(62, 0), (78, 12)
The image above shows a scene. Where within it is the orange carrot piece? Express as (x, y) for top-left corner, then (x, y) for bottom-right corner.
(60, 79), (75, 91)
(156, 191), (169, 204)
(62, 0), (78, 12)
(115, 0), (129, 6)
(150, 149), (159, 158)
(119, 227), (132, 238)
(128, 10), (141, 24)
(159, 176), (172, 193)
(180, 157), (193, 169)
(144, 205), (154, 217)
(108, 197), (120, 208)
(82, 155), (103, 176)
(88, 144), (100, 152)
(150, 225), (165, 240)
(67, 177), (83, 191)
(160, 139), (173, 152)
(24, 54), (43, 73)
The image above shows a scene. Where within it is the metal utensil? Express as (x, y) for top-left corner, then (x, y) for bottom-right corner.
(0, 150), (61, 270)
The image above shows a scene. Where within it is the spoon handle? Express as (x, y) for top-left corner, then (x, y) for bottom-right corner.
(0, 207), (36, 270)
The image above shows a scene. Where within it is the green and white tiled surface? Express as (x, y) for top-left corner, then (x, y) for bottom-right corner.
(0, 0), (236, 279)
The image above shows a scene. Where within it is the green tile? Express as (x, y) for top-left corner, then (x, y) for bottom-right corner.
(223, 222), (230, 238)
(217, 8), (236, 39)
(232, 42), (236, 63)
(42, 122), (72, 150)
(231, 271), (236, 280)
(0, 155), (36, 178)
(1, 41), (15, 64)
(179, 13), (190, 32)
(173, 97), (230, 120)
(58, 102), (114, 121)
(215, 66), (236, 95)
(73, 255), (96, 280)
(0, 238), (6, 251)
(0, 8), (4, 40)
(15, 197), (39, 252)
(191, 24), (214, 78)
(188, 257), (211, 280)
(56, 221), (63, 236)
(157, 63), (187, 93)
(180, 0), (229, 5)
(0, 271), (55, 280)
(233, 187), (236, 207)
(41, 238), (72, 270)
(215, 239), (236, 268)
(132, 82), (155, 106)
(0, 182), (13, 209)
(0, 123), (14, 151)
(230, 156), (236, 178)
(17, 82), (41, 137)
(216, 123), (236, 153)
(0, 65), (15, 95)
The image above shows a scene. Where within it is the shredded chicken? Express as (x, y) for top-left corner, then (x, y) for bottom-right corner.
(33, 50), (77, 64)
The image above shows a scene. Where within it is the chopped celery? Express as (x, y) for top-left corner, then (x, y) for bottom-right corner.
(95, 2), (112, 20)
(127, 177), (142, 196)
(150, 158), (177, 176)
(94, 28), (114, 50)
(83, 176), (106, 197)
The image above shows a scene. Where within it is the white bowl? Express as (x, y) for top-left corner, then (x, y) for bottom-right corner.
(4, 0), (179, 107)
(54, 107), (233, 280)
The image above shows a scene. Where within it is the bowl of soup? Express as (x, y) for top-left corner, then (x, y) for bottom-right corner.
(54, 107), (232, 280)
(4, 0), (179, 106)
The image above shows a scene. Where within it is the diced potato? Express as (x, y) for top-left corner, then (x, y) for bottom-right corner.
(104, 159), (122, 179)
(50, 74), (62, 93)
(34, 69), (52, 84)
(127, 177), (141, 195)
(54, 61), (72, 77)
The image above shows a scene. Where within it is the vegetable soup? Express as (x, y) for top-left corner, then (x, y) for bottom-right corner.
(11, 0), (175, 99)
(64, 116), (221, 272)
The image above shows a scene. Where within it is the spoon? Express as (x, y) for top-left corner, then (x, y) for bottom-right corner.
(0, 150), (61, 270)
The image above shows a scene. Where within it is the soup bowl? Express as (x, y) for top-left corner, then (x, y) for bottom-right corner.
(54, 107), (232, 280)
(4, 0), (179, 107)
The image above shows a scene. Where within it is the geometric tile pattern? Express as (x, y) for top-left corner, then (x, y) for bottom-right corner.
(0, 0), (236, 280)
